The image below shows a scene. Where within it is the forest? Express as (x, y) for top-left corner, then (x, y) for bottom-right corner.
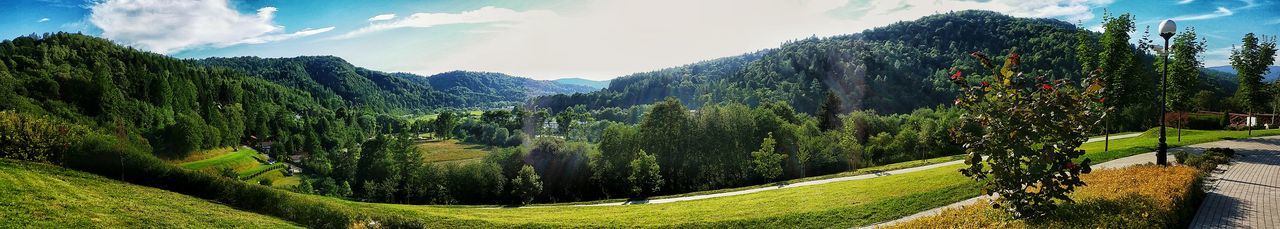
(0, 9), (1275, 207)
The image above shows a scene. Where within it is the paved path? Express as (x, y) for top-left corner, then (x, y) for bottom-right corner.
(1189, 136), (1280, 229)
(518, 133), (1143, 209)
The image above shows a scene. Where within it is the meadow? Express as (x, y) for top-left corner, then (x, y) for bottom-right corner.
(0, 159), (301, 228)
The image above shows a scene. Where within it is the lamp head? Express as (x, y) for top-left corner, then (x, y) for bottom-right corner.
(1159, 20), (1176, 39)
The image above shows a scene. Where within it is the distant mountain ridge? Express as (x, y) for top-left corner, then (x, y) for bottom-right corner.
(199, 57), (596, 111)
(1207, 65), (1280, 81)
(553, 78), (611, 89)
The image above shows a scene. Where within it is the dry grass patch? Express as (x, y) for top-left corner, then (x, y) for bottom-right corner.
(886, 165), (1202, 229)
(417, 139), (490, 163)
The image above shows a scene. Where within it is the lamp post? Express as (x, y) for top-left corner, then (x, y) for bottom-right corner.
(1157, 19), (1176, 166)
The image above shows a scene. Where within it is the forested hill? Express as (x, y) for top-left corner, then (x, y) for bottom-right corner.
(533, 10), (1090, 114)
(420, 71), (598, 106)
(199, 57), (597, 112)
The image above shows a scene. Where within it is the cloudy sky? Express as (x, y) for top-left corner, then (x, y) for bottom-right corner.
(1, 0), (1278, 80)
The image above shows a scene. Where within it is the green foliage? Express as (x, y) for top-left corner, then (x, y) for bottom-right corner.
(511, 165), (543, 205)
(750, 133), (785, 181)
(1230, 33), (1278, 113)
(628, 151), (662, 196)
(1159, 28), (1206, 112)
(534, 11), (1086, 116)
(0, 111), (83, 162)
(952, 49), (1104, 218)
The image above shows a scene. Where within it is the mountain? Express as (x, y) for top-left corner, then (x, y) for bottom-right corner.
(419, 71), (598, 106)
(534, 10), (1091, 114)
(1207, 65), (1280, 81)
(553, 78), (611, 89)
(199, 57), (597, 111)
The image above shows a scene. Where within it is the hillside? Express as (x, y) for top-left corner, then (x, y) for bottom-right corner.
(1207, 65), (1280, 81)
(535, 10), (1136, 115)
(0, 159), (300, 228)
(199, 57), (596, 111)
(420, 71), (598, 106)
(553, 78), (611, 89)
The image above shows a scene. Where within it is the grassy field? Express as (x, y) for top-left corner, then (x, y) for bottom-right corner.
(179, 147), (264, 173)
(1078, 128), (1280, 163)
(369, 163), (981, 227)
(417, 139), (491, 163)
(0, 159), (300, 228)
(177, 147), (300, 188)
(316, 128), (1275, 227)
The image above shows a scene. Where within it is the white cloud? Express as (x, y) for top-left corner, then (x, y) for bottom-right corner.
(1177, 0), (1194, 5)
(334, 6), (556, 39)
(37, 18), (51, 23)
(89, 0), (333, 54)
(393, 0), (1113, 80)
(1169, 7), (1234, 21)
(368, 13), (396, 22)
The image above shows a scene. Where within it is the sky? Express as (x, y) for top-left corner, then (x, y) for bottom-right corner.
(1, 0), (1278, 81)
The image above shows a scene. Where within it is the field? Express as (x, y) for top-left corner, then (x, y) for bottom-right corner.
(177, 147), (298, 188)
(417, 139), (491, 163)
(315, 128), (1276, 227)
(0, 159), (300, 228)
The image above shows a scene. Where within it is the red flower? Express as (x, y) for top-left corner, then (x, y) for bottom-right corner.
(1041, 84), (1053, 91)
(950, 71), (962, 80)
(1065, 162), (1079, 170)
(981, 81), (990, 87)
(1099, 97), (1106, 103)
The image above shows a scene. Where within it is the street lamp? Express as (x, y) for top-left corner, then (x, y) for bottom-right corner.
(1157, 19), (1176, 166)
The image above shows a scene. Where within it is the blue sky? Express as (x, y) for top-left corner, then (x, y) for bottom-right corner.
(1, 0), (1277, 80)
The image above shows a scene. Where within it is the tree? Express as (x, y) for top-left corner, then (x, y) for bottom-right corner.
(1158, 28), (1206, 140)
(750, 133), (785, 182)
(952, 49), (1103, 218)
(594, 124), (640, 194)
(1230, 33), (1278, 134)
(628, 150), (662, 196)
(817, 91), (843, 131)
(510, 165), (543, 205)
(433, 112), (459, 139)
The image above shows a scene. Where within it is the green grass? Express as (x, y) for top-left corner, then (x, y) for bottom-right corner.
(311, 128), (1278, 227)
(368, 164), (981, 227)
(417, 139), (490, 163)
(177, 147), (300, 187)
(0, 159), (300, 228)
(179, 147), (262, 172)
(1078, 128), (1280, 163)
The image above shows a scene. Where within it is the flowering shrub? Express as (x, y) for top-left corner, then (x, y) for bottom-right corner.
(951, 49), (1107, 217)
(886, 165), (1202, 228)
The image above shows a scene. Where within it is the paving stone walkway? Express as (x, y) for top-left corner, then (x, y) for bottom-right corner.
(1188, 136), (1280, 229)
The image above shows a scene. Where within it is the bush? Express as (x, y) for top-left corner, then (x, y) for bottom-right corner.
(887, 165), (1203, 228)
(258, 178), (273, 186)
(510, 165), (543, 205)
(951, 49), (1103, 218)
(1186, 114), (1225, 130)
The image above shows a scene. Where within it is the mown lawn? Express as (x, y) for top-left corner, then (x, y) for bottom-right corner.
(179, 147), (263, 172)
(0, 159), (300, 228)
(372, 163), (981, 228)
(1078, 128), (1280, 163)
(417, 139), (490, 163)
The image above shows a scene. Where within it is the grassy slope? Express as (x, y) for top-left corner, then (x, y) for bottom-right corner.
(179, 147), (263, 172)
(329, 128), (1279, 227)
(177, 147), (299, 187)
(0, 159), (300, 228)
(417, 139), (490, 163)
